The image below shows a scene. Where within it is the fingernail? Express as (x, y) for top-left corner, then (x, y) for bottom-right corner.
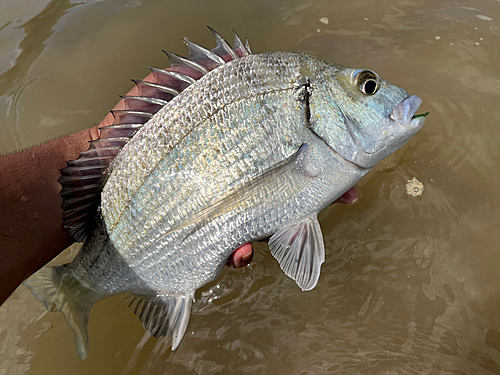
(241, 251), (252, 262)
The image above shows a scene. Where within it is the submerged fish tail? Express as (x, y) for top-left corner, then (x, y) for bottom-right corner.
(23, 264), (102, 359)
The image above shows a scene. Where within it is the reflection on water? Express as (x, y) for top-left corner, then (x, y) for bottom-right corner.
(1, 0), (500, 374)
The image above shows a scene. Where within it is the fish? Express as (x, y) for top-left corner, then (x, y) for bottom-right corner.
(23, 28), (426, 359)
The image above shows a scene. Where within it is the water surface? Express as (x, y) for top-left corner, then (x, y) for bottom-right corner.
(1, 0), (500, 374)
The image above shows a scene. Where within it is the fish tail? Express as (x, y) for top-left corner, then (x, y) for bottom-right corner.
(23, 264), (99, 359)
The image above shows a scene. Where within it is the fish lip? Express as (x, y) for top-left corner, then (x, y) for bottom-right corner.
(390, 95), (424, 127)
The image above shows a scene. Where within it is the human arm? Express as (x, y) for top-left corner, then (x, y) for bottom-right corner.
(0, 127), (99, 304)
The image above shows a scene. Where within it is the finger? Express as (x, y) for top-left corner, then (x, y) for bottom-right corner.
(333, 187), (358, 205)
(227, 243), (253, 268)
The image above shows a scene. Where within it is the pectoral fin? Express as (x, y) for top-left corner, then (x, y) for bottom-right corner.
(269, 216), (325, 291)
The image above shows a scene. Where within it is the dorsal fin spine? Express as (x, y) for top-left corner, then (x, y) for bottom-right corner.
(130, 80), (180, 96)
(61, 165), (107, 175)
(208, 26), (239, 60)
(103, 123), (144, 129)
(120, 95), (169, 106)
(232, 30), (250, 57)
(182, 37), (225, 67)
(90, 136), (131, 142)
(245, 38), (253, 54)
(147, 66), (196, 84)
(162, 50), (209, 74)
(67, 156), (114, 165)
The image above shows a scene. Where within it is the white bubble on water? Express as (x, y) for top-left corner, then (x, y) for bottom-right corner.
(406, 177), (424, 197)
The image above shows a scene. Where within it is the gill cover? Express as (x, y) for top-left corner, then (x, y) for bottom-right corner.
(307, 66), (424, 168)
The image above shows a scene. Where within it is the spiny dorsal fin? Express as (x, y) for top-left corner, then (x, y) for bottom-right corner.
(59, 29), (253, 242)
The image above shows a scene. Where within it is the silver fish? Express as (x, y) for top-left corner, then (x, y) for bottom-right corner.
(24, 29), (426, 359)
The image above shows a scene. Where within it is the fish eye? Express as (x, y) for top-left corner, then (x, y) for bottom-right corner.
(352, 69), (380, 95)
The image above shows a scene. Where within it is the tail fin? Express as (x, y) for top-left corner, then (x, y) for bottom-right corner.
(23, 265), (96, 359)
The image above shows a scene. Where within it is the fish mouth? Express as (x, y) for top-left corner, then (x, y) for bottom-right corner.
(390, 95), (426, 128)
(322, 95), (426, 169)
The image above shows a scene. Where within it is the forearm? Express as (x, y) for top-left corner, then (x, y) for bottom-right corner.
(0, 70), (157, 304)
(0, 127), (100, 304)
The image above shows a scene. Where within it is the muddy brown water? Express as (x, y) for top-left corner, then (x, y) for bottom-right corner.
(1, 0), (500, 374)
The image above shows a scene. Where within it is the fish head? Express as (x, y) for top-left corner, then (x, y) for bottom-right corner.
(307, 63), (426, 168)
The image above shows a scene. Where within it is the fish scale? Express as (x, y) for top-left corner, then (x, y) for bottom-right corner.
(112, 89), (303, 255)
(24, 29), (426, 359)
(103, 52), (309, 235)
(121, 95), (308, 276)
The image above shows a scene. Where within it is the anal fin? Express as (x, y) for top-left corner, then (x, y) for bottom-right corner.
(128, 292), (194, 350)
(269, 216), (325, 291)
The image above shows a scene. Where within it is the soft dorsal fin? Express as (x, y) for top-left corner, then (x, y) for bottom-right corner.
(128, 293), (194, 350)
(268, 216), (325, 291)
(59, 28), (253, 242)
